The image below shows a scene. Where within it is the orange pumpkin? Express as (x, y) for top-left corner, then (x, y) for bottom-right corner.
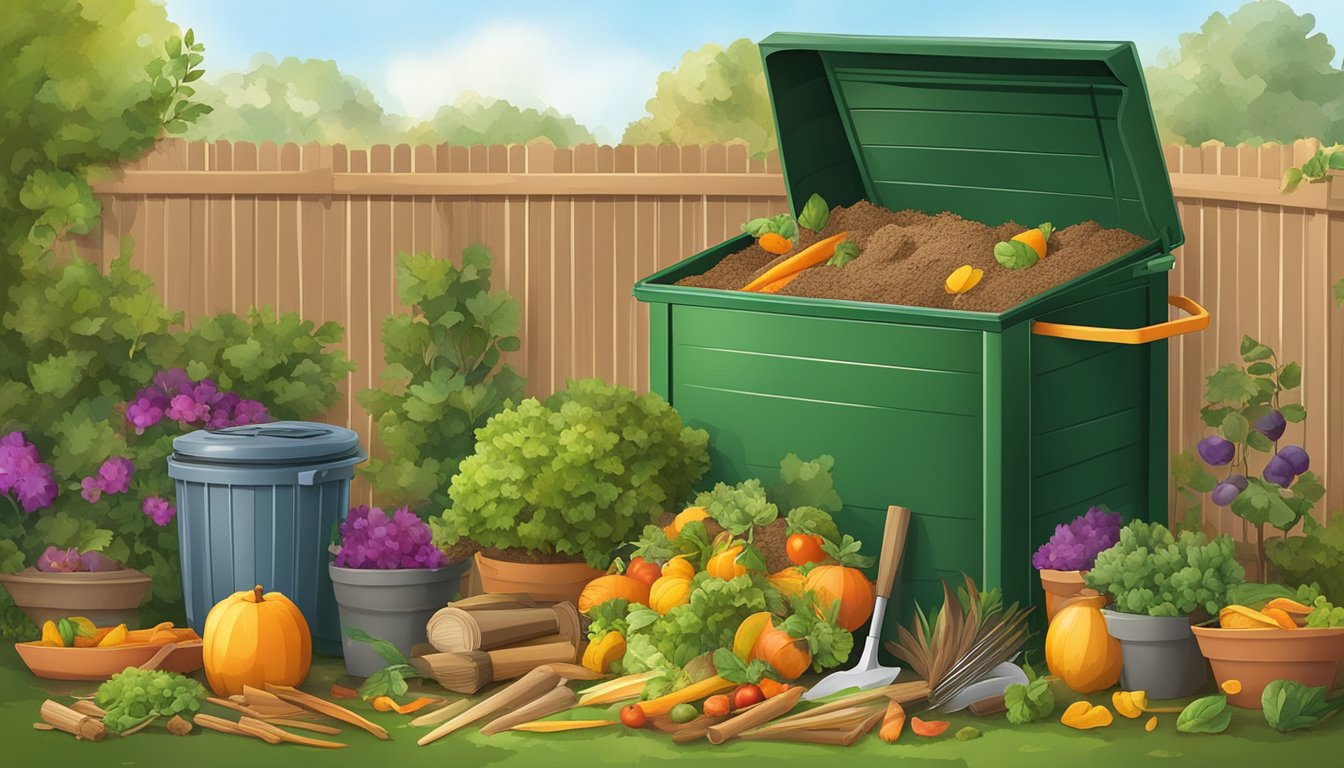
(662, 555), (695, 581)
(768, 567), (806, 598)
(706, 545), (747, 579)
(1045, 595), (1122, 693)
(649, 574), (692, 615)
(805, 565), (875, 631)
(203, 585), (311, 697)
(577, 574), (650, 614)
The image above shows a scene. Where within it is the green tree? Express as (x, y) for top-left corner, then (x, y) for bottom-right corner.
(623, 39), (775, 155)
(1145, 0), (1344, 145)
(185, 55), (400, 146)
(402, 92), (594, 148)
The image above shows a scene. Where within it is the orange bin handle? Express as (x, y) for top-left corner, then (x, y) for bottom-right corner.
(1031, 295), (1209, 345)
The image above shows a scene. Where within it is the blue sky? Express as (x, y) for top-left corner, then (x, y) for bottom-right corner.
(163, 0), (1344, 141)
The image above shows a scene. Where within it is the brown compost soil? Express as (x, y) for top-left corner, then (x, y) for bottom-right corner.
(676, 201), (1150, 313)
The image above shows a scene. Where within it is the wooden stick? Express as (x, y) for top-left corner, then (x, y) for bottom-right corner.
(671, 715), (731, 744)
(40, 699), (106, 741)
(410, 698), (471, 728)
(741, 703), (882, 738)
(268, 718), (343, 735)
(239, 716), (347, 749)
(208, 696), (262, 718)
(120, 715), (159, 737)
(767, 681), (930, 728)
(749, 727), (858, 746)
(481, 684), (576, 736)
(69, 700), (107, 719)
(418, 667), (560, 746)
(968, 693), (1007, 717)
(539, 662), (603, 681)
(33, 723), (55, 731)
(229, 718), (284, 744)
(240, 686), (316, 719)
(264, 684), (389, 740)
(706, 685), (805, 744)
(195, 713), (277, 744)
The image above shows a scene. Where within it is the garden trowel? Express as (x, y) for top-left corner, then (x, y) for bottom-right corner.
(803, 505), (911, 701)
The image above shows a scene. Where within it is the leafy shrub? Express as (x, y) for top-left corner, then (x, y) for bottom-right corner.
(358, 247), (524, 511)
(1266, 523), (1344, 604)
(434, 379), (709, 568)
(0, 245), (351, 639)
(1085, 520), (1244, 617)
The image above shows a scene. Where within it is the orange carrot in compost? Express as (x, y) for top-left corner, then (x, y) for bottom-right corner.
(742, 233), (848, 292)
(757, 678), (790, 699)
(758, 271), (802, 294)
(758, 232), (793, 255)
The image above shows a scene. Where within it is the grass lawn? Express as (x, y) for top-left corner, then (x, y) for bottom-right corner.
(1, 646), (1339, 767)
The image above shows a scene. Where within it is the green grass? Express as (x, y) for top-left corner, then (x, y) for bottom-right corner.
(1, 646), (1338, 767)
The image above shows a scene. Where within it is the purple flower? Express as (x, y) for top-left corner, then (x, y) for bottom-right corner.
(36, 546), (82, 573)
(0, 431), (58, 513)
(80, 476), (103, 503)
(232, 400), (269, 425)
(126, 396), (166, 433)
(335, 505), (445, 569)
(97, 457), (135, 495)
(167, 393), (210, 424)
(79, 551), (122, 572)
(142, 496), (177, 526)
(1032, 506), (1123, 571)
(153, 368), (193, 396)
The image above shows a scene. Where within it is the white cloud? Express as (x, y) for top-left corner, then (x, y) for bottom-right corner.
(384, 19), (664, 141)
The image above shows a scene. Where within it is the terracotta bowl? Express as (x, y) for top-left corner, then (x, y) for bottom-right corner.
(14, 640), (203, 681)
(473, 552), (604, 604)
(1192, 626), (1344, 708)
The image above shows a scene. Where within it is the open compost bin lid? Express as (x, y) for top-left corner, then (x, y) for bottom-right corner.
(171, 421), (362, 465)
(757, 33), (1183, 254)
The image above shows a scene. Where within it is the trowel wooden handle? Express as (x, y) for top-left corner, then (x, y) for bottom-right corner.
(875, 506), (911, 599)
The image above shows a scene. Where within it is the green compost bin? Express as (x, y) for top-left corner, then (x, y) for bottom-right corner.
(633, 34), (1206, 639)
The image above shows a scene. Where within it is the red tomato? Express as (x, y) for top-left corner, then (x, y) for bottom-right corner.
(620, 704), (647, 728)
(731, 684), (765, 710)
(625, 557), (662, 587)
(786, 533), (826, 566)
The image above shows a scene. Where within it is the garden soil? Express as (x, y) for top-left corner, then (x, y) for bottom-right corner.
(677, 202), (1149, 313)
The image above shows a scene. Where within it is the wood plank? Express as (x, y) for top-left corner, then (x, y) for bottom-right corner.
(635, 144), (659, 392)
(321, 144), (350, 457)
(413, 144), (435, 257)
(391, 143), (414, 313)
(526, 141), (555, 394)
(255, 142), (281, 316)
(187, 140), (209, 318)
(1170, 171), (1330, 211)
(231, 142), (258, 313)
(483, 145), (511, 372)
(347, 147), (373, 506)
(552, 146), (574, 393)
(276, 143), (302, 316)
(301, 142), (326, 321)
(164, 139), (192, 321)
(572, 144), (597, 380)
(209, 141), (235, 314)
(594, 145), (617, 385)
(367, 144), (395, 469)
(507, 144), (529, 390)
(613, 144), (637, 390)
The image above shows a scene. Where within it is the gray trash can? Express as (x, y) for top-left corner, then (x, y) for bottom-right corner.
(167, 422), (367, 655)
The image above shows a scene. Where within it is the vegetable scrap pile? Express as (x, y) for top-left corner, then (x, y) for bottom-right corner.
(679, 197), (1148, 313)
(33, 617), (199, 648)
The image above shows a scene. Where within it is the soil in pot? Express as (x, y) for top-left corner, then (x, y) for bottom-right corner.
(331, 561), (471, 678)
(677, 202), (1148, 313)
(1193, 627), (1344, 708)
(1102, 609), (1209, 700)
(0, 568), (151, 629)
(473, 552), (604, 604)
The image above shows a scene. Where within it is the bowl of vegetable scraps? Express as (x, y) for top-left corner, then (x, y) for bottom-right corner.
(16, 618), (203, 680)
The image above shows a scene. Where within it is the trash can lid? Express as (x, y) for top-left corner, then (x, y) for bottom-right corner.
(171, 421), (362, 465)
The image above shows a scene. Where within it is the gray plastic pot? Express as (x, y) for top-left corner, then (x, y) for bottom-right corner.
(330, 561), (470, 677)
(1102, 609), (1209, 700)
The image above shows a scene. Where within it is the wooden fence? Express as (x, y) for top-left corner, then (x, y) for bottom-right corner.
(73, 139), (1344, 555)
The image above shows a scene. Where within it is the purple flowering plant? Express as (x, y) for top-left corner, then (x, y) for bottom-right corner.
(1032, 506), (1123, 572)
(334, 506), (446, 570)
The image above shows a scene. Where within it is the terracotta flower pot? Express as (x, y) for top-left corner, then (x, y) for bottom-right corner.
(0, 567), (151, 629)
(1193, 626), (1344, 708)
(473, 552), (604, 604)
(1038, 569), (1106, 621)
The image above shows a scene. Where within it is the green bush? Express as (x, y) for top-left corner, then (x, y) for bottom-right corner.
(358, 247), (525, 511)
(1085, 520), (1244, 617)
(433, 379), (709, 568)
(1, 244), (352, 639)
(1267, 522), (1344, 604)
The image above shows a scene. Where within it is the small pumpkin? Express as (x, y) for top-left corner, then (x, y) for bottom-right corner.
(706, 545), (747, 580)
(582, 631), (626, 674)
(732, 611), (810, 680)
(649, 574), (692, 615)
(663, 506), (709, 539)
(662, 555), (695, 581)
(625, 557), (662, 588)
(578, 574), (650, 614)
(768, 567), (806, 598)
(1045, 595), (1122, 693)
(804, 565), (875, 631)
(203, 585), (311, 697)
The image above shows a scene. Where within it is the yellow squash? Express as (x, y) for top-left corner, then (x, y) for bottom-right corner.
(648, 574), (691, 615)
(577, 574), (650, 614)
(581, 631), (626, 674)
(1045, 595), (1122, 693)
(661, 555), (695, 581)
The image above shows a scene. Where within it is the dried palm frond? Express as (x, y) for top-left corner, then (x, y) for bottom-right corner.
(885, 575), (1034, 709)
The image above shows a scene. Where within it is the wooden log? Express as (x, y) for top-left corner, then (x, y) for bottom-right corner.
(706, 686), (805, 744)
(417, 667), (560, 746)
(40, 699), (106, 741)
(447, 593), (537, 611)
(480, 684), (575, 735)
(764, 681), (930, 728)
(69, 700), (107, 719)
(741, 703), (882, 739)
(427, 606), (559, 652)
(264, 684), (389, 740)
(410, 698), (471, 728)
(413, 641), (576, 693)
(489, 642), (578, 680)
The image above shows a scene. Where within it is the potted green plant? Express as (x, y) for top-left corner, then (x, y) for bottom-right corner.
(433, 379), (709, 603)
(1085, 520), (1244, 699)
(1031, 506), (1122, 621)
(330, 505), (470, 677)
